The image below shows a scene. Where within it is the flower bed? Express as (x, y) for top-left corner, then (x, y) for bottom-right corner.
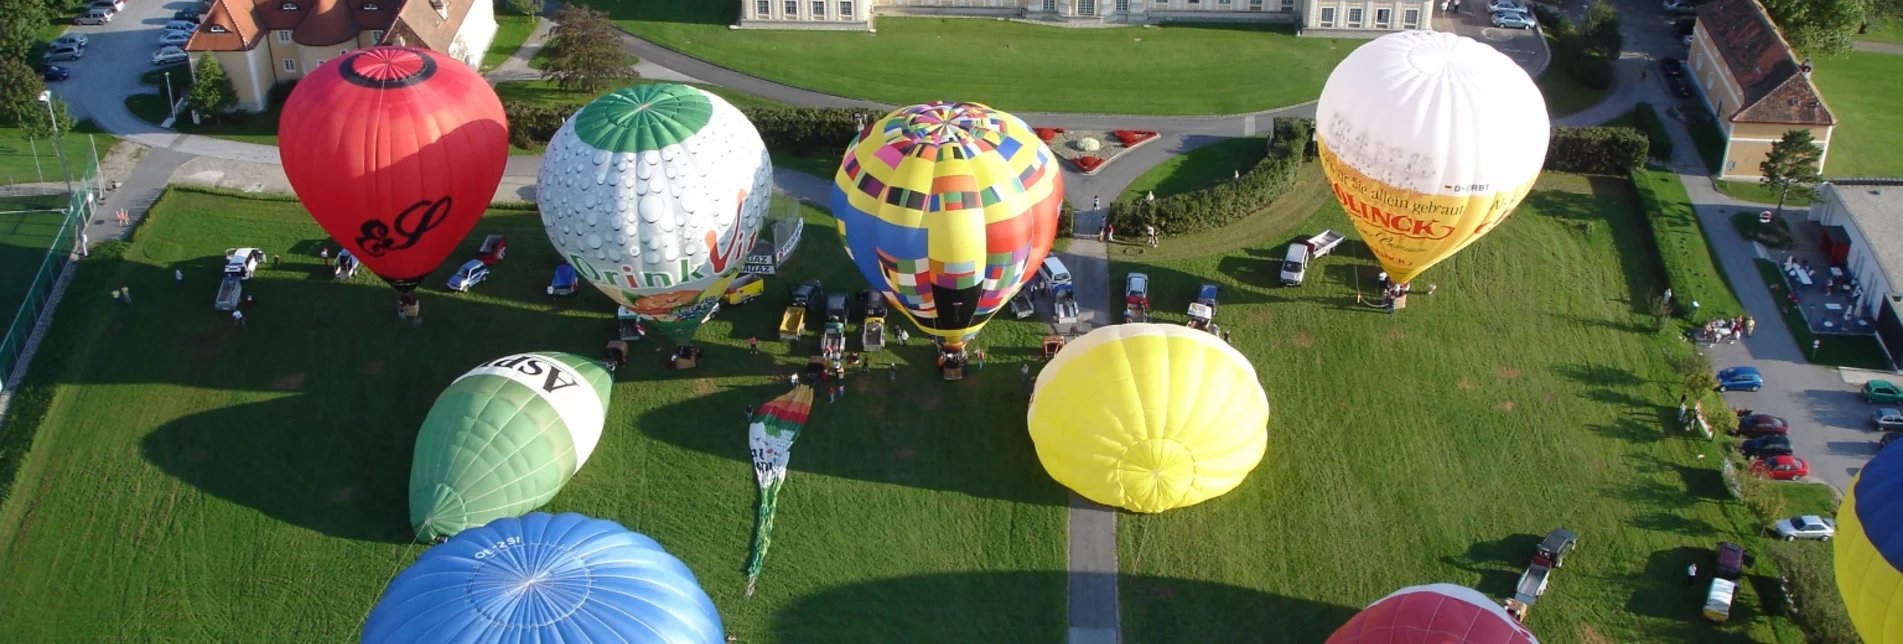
(1073, 156), (1104, 172)
(1111, 130), (1158, 147)
(1033, 127), (1066, 143)
(1045, 128), (1156, 175)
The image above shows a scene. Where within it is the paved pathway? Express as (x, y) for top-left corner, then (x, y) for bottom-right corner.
(482, 15), (554, 83)
(1854, 40), (1903, 55)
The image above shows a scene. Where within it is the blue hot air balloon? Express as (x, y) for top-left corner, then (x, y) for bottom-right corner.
(363, 512), (724, 644)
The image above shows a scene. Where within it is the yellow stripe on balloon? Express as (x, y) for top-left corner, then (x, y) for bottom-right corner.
(1317, 135), (1539, 285)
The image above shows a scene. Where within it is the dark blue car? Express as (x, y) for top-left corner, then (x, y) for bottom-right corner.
(42, 65), (69, 82)
(1717, 366), (1764, 392)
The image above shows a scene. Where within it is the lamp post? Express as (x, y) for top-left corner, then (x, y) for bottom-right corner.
(37, 91), (74, 197)
(164, 70), (177, 119)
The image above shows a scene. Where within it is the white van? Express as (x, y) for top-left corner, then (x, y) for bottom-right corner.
(1038, 257), (1072, 287)
(1280, 243), (1311, 286)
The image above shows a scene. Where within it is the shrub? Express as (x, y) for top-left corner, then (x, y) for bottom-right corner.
(1111, 130), (1158, 147)
(1073, 156), (1103, 172)
(1546, 126), (1649, 175)
(1058, 201), (1074, 238)
(738, 107), (863, 159)
(1536, 4), (1616, 91)
(267, 79), (298, 107)
(503, 101), (579, 149)
(1632, 103), (1676, 162)
(1767, 543), (1861, 644)
(1629, 167), (1744, 321)
(1105, 118), (1311, 235)
(1034, 127), (1057, 143)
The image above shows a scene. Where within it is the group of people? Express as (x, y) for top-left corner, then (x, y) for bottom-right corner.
(1700, 315), (1754, 344)
(1093, 222), (1160, 248)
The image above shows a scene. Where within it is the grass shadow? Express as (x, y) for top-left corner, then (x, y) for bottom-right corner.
(1630, 511), (1719, 537)
(1624, 546), (1716, 619)
(1554, 363), (1646, 387)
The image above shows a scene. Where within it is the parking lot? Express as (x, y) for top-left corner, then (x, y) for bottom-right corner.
(43, 0), (202, 139)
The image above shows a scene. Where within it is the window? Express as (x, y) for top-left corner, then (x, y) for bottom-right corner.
(277, 29), (291, 43)
(282, 59), (297, 72)
(1402, 7), (1419, 26)
(1319, 5), (1335, 25)
(1280, 0), (1293, 9)
(208, 24), (228, 32)
(1347, 7), (1362, 26)
(1078, 0), (1095, 13)
(316, 59), (325, 68)
(362, 2), (378, 8)
(784, 0), (797, 15)
(838, 0), (851, 17)
(1249, 0), (1262, 9)
(1117, 0), (1129, 11)
(756, 0), (769, 15)
(1375, 7), (1389, 26)
(370, 29), (384, 42)
(279, 1), (295, 8)
(812, 0), (824, 17)
(1044, 0), (1057, 10)
(1220, 0), (1232, 4)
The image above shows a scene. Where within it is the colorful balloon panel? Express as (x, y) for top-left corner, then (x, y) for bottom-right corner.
(279, 47), (509, 289)
(1328, 584), (1540, 644)
(1837, 443), (1903, 643)
(1028, 324), (1268, 513)
(832, 101), (1062, 346)
(537, 84), (773, 344)
(409, 352), (612, 542)
(364, 513), (724, 644)
(1316, 31), (1549, 284)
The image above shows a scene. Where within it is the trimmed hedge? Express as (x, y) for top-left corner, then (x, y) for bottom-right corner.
(1106, 118), (1312, 235)
(505, 102), (866, 158)
(1632, 103), (1676, 162)
(1629, 166), (1743, 321)
(1545, 126), (1649, 175)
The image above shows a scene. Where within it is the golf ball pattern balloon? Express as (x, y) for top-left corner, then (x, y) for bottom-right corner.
(537, 84), (772, 341)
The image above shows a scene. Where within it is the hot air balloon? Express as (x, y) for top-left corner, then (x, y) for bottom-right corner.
(1028, 323), (1268, 513)
(409, 352), (612, 541)
(1316, 31), (1548, 288)
(364, 512), (725, 644)
(832, 101), (1062, 368)
(744, 383), (815, 596)
(1328, 584), (1539, 643)
(1837, 441), (1903, 642)
(279, 47), (508, 313)
(537, 84), (773, 349)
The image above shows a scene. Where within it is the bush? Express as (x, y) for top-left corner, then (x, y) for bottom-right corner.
(500, 0), (540, 15)
(1546, 126), (1649, 175)
(1632, 103), (1676, 162)
(267, 80), (298, 108)
(503, 101), (580, 149)
(1104, 118), (1311, 235)
(1536, 4), (1617, 91)
(1767, 543), (1861, 644)
(1058, 201), (1074, 238)
(741, 107), (864, 159)
(1629, 166), (1744, 321)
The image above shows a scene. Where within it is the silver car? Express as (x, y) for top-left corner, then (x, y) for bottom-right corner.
(1492, 10), (1537, 29)
(157, 30), (191, 46)
(1772, 515), (1836, 541)
(1874, 408), (1903, 431)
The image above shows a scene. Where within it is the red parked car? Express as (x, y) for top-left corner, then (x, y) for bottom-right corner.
(1735, 414), (1790, 437)
(1751, 455), (1810, 480)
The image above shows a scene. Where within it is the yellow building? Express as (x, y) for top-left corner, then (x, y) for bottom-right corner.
(1688, 0), (1835, 180)
(735, 0), (1430, 32)
(185, 0), (497, 113)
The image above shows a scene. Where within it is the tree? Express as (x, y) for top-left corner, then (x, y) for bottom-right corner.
(500, 0), (541, 16)
(0, 57), (47, 129)
(17, 96), (75, 143)
(1584, 0), (1623, 57)
(1760, 0), (1871, 56)
(186, 55), (239, 120)
(0, 0), (47, 63)
(1866, 0), (1903, 32)
(542, 6), (634, 94)
(1760, 129), (1824, 217)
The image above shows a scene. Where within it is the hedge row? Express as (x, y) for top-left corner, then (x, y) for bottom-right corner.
(506, 101), (869, 156)
(1629, 166), (1743, 321)
(1545, 126), (1649, 175)
(1105, 118), (1313, 235)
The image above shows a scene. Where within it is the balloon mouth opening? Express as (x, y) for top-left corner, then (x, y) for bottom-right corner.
(341, 47), (437, 89)
(413, 484), (467, 541)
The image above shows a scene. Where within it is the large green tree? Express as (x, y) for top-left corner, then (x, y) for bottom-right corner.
(186, 55), (238, 120)
(1761, 0), (1871, 56)
(0, 57), (47, 129)
(542, 6), (634, 93)
(1760, 129), (1825, 217)
(1584, 0), (1623, 57)
(0, 0), (46, 63)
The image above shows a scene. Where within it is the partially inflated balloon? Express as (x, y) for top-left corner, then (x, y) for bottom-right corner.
(1837, 442), (1903, 642)
(1328, 584), (1539, 643)
(832, 101), (1062, 349)
(1028, 324), (1268, 513)
(409, 352), (612, 541)
(537, 84), (773, 344)
(280, 47), (508, 290)
(1316, 31), (1548, 284)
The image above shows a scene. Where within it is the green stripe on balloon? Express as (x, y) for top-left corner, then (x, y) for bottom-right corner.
(572, 84), (715, 154)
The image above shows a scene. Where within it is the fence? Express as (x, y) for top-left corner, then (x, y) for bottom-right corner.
(0, 160), (98, 392)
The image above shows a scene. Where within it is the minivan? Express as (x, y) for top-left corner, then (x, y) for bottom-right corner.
(1037, 257), (1072, 287)
(1280, 243), (1311, 286)
(74, 9), (112, 24)
(43, 45), (83, 62)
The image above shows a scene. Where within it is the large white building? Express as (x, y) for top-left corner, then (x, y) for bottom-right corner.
(1806, 180), (1903, 365)
(735, 0), (1433, 36)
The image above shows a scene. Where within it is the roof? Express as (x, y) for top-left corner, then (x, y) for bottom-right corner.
(1693, 0), (1835, 126)
(1822, 181), (1903, 291)
(186, 0), (263, 51)
(186, 0), (450, 52)
(384, 0), (467, 53)
(293, 0), (359, 46)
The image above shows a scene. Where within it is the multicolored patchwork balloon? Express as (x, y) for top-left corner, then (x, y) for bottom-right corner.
(537, 84), (773, 344)
(831, 101), (1062, 350)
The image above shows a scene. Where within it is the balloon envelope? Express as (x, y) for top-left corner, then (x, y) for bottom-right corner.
(1315, 31), (1548, 284)
(1837, 441), (1903, 642)
(537, 84), (773, 344)
(1328, 584), (1539, 644)
(410, 352), (612, 541)
(1028, 323), (1268, 513)
(364, 512), (724, 644)
(832, 101), (1062, 348)
(279, 46), (509, 289)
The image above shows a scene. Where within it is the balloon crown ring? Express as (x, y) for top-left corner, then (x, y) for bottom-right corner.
(340, 47), (438, 89)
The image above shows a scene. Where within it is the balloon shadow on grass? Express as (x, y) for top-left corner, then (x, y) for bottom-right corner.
(764, 571), (1359, 644)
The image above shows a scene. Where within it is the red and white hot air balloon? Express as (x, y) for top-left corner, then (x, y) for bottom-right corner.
(1327, 584), (1539, 644)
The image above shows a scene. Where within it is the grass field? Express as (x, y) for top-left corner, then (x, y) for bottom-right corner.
(1118, 136), (1267, 203)
(0, 201), (69, 339)
(581, 0), (1352, 115)
(1714, 180), (1814, 208)
(1538, 68), (1608, 119)
(0, 188), (1068, 642)
(1857, 18), (1903, 45)
(483, 14), (540, 71)
(1111, 173), (1809, 643)
(1631, 168), (1744, 322)
(1809, 52), (1903, 178)
(0, 124), (106, 188)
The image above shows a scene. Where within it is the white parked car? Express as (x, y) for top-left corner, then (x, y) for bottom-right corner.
(50, 34), (88, 49)
(1772, 515), (1836, 541)
(152, 46), (189, 66)
(157, 30), (191, 46)
(1486, 0), (1524, 13)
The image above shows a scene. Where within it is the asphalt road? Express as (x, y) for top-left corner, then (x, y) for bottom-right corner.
(52, 0), (201, 145)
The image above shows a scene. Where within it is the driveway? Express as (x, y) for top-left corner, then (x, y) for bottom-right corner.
(51, 0), (197, 145)
(1433, 6), (1549, 75)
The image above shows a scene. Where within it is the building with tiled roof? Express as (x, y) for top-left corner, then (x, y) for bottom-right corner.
(185, 0), (495, 112)
(1688, 0), (1836, 180)
(734, 0), (1432, 36)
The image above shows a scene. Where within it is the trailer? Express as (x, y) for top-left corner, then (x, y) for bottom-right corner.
(1052, 283), (1079, 326)
(1279, 229), (1345, 286)
(1185, 283), (1219, 332)
(779, 306), (807, 341)
(862, 316), (886, 352)
(214, 275), (243, 311)
(616, 306), (646, 342)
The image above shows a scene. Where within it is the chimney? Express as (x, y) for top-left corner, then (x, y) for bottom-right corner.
(1800, 59), (1813, 78)
(429, 0), (446, 19)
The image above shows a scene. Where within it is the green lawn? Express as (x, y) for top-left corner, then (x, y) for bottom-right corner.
(584, 1), (1354, 115)
(1751, 259), (1893, 370)
(172, 107), (282, 147)
(0, 204), (70, 345)
(1857, 18), (1903, 45)
(1107, 163), (1331, 263)
(1631, 167), (1744, 322)
(1714, 180), (1814, 208)
(483, 14), (540, 71)
(771, 152), (839, 179)
(1809, 52), (1903, 178)
(1539, 67), (1608, 118)
(0, 124), (106, 188)
(1112, 173), (1806, 643)
(0, 188), (1067, 642)
(1118, 136), (1267, 203)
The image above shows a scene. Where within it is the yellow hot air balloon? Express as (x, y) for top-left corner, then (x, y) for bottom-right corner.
(1316, 30), (1549, 285)
(1028, 324), (1269, 513)
(1837, 443), (1903, 642)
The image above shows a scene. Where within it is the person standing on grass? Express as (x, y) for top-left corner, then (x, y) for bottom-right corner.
(121, 287), (132, 305)
(175, 269), (184, 284)
(749, 337), (758, 353)
(889, 363), (897, 381)
(232, 309), (245, 328)
(897, 328), (910, 345)
(1686, 563), (1698, 586)
(111, 289), (121, 304)
(744, 404), (754, 421)
(975, 348), (985, 370)
(320, 247), (330, 265)
(1106, 224), (1115, 244)
(1021, 363), (1031, 384)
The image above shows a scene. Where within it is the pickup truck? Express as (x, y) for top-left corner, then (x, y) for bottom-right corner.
(1280, 230), (1345, 286)
(781, 280), (822, 341)
(1185, 283), (1218, 332)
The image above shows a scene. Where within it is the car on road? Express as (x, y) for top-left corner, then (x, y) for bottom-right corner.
(1716, 366), (1763, 391)
(172, 10), (202, 22)
(1771, 515), (1836, 541)
(1864, 379), (1903, 403)
(1492, 10), (1537, 28)
(152, 47), (189, 66)
(1739, 435), (1793, 458)
(1735, 413), (1790, 437)
(50, 34), (87, 50)
(157, 30), (191, 46)
(1660, 57), (1684, 77)
(1882, 431), (1903, 450)
(445, 259), (490, 292)
(1875, 408), (1903, 431)
(1663, 0), (1699, 14)
(41, 65), (69, 82)
(74, 8), (111, 24)
(1751, 455), (1810, 480)
(163, 20), (198, 31)
(42, 45), (83, 62)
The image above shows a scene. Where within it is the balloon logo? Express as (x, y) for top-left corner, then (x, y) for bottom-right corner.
(279, 47), (509, 290)
(536, 84), (773, 345)
(1028, 324), (1269, 513)
(1837, 441), (1903, 642)
(1316, 31), (1549, 284)
(1328, 584), (1539, 643)
(832, 101), (1062, 350)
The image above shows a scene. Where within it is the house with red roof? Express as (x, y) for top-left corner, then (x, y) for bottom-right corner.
(1688, 0), (1836, 180)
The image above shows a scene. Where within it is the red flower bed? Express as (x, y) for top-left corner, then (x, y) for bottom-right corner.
(1052, 127), (1066, 134)
(1034, 127), (1057, 143)
(1111, 130), (1159, 147)
(1073, 156), (1104, 172)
